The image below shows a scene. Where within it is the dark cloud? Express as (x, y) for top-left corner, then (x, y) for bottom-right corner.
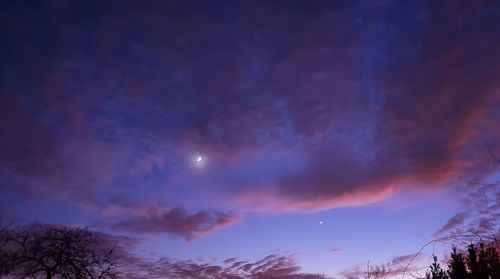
(109, 207), (238, 241)
(0, 94), (65, 181)
(234, 0), (500, 212)
(0, 0), (499, 229)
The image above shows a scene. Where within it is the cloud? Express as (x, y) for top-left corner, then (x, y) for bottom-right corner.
(231, 0), (500, 213)
(0, 0), (499, 223)
(109, 206), (238, 241)
(432, 179), (500, 239)
(328, 248), (343, 254)
(433, 212), (470, 237)
(234, 180), (398, 213)
(120, 253), (327, 279)
(340, 252), (425, 279)
(1, 224), (323, 279)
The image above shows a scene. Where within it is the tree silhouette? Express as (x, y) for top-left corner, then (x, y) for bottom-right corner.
(448, 246), (469, 279)
(426, 255), (449, 279)
(483, 242), (500, 276)
(0, 225), (117, 279)
(466, 243), (489, 279)
(424, 242), (500, 279)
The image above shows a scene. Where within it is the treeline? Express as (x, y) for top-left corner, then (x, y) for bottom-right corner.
(426, 242), (500, 279)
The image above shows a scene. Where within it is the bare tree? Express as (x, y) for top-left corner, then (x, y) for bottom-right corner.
(0, 225), (117, 279)
(0, 227), (16, 277)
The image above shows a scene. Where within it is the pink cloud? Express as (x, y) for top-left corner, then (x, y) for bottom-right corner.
(234, 183), (398, 213)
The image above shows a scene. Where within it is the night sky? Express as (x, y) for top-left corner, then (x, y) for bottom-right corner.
(1, 1), (500, 278)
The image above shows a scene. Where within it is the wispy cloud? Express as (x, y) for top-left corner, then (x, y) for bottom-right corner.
(340, 252), (426, 279)
(433, 180), (500, 239)
(328, 248), (343, 254)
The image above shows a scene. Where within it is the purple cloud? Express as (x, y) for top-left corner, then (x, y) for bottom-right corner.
(341, 252), (425, 279)
(120, 253), (325, 279)
(433, 212), (470, 237)
(0, 0), (499, 217)
(109, 207), (238, 241)
(433, 180), (500, 239)
(328, 248), (343, 254)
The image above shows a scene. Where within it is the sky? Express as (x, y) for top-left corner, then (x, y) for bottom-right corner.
(1, 0), (500, 278)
